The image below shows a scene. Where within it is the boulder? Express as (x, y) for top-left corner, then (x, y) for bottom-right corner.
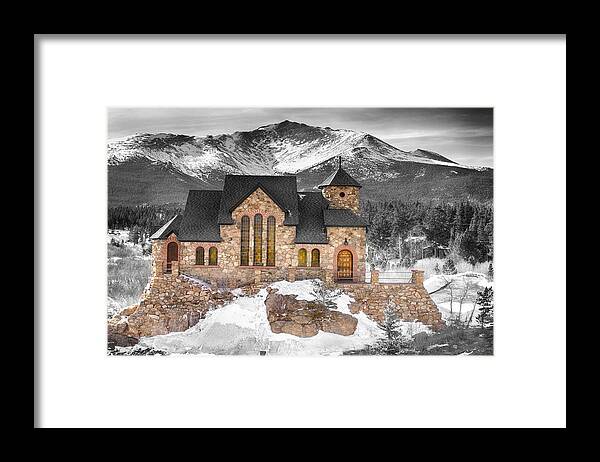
(107, 316), (139, 348)
(265, 289), (357, 338)
(121, 304), (138, 316)
(321, 311), (358, 336)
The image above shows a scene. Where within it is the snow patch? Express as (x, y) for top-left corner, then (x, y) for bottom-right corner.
(425, 273), (493, 323)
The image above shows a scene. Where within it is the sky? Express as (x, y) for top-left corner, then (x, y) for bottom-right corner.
(108, 108), (493, 167)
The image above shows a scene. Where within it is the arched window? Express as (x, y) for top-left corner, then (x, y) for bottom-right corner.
(311, 249), (320, 267)
(253, 214), (263, 266)
(166, 241), (178, 273)
(266, 216), (276, 266)
(195, 247), (205, 265)
(240, 215), (250, 266)
(209, 246), (218, 266)
(298, 248), (307, 267)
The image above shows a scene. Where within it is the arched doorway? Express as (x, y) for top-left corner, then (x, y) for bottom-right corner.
(337, 250), (353, 281)
(166, 242), (178, 273)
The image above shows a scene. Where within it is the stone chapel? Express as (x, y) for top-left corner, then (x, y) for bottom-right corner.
(150, 157), (369, 287)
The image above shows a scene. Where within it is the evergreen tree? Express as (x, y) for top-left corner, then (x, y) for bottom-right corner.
(442, 258), (458, 275)
(487, 262), (494, 280)
(350, 199), (492, 265)
(458, 227), (480, 262)
(423, 206), (450, 245)
(129, 227), (140, 245)
(375, 302), (406, 354)
(468, 255), (477, 270)
(475, 287), (494, 329)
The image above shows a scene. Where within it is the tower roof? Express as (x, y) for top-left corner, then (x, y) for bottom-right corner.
(317, 156), (362, 189)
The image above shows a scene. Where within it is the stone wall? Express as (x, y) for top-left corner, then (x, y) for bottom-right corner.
(107, 273), (234, 347)
(108, 266), (444, 349)
(321, 185), (360, 213)
(340, 270), (444, 330)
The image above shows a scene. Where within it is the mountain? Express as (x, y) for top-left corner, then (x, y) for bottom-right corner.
(108, 120), (492, 206)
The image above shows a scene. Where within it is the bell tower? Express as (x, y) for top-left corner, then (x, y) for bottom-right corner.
(318, 156), (362, 213)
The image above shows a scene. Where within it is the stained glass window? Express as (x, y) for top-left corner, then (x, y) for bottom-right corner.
(266, 216), (276, 266)
(253, 214), (263, 265)
(298, 248), (307, 267)
(209, 246), (218, 266)
(195, 247), (204, 265)
(311, 249), (320, 267)
(240, 215), (250, 266)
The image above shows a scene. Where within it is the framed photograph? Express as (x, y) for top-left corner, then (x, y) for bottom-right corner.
(106, 108), (493, 357)
(35, 35), (566, 428)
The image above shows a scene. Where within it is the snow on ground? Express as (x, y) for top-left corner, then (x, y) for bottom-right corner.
(107, 230), (152, 317)
(139, 279), (431, 356)
(107, 229), (130, 244)
(425, 272), (492, 323)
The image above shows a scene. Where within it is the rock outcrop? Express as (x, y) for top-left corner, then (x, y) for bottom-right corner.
(264, 288), (357, 338)
(107, 274), (234, 348)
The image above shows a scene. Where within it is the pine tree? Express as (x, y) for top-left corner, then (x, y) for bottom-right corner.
(129, 226), (140, 245)
(442, 258), (457, 275)
(487, 262), (494, 280)
(375, 302), (405, 354)
(468, 255), (477, 270)
(475, 287), (494, 329)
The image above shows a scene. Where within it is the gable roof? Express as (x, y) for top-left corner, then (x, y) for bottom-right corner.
(217, 175), (299, 225)
(323, 208), (369, 227)
(151, 170), (367, 244)
(150, 214), (182, 239)
(317, 162), (362, 189)
(295, 192), (329, 244)
(176, 190), (223, 242)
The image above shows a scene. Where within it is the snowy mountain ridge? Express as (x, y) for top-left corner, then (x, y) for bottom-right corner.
(108, 120), (483, 179)
(107, 120), (493, 206)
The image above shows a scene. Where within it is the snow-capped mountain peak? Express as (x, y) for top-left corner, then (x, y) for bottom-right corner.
(108, 121), (470, 178)
(108, 121), (493, 206)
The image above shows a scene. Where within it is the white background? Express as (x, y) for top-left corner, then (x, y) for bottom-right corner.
(36, 36), (566, 428)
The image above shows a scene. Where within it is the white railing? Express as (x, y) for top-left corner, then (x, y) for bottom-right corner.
(366, 270), (414, 284)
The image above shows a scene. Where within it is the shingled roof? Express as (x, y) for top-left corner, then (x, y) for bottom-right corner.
(150, 214), (182, 239)
(317, 157), (362, 189)
(177, 190), (223, 242)
(323, 208), (369, 227)
(295, 192), (329, 244)
(152, 171), (367, 243)
(217, 175), (299, 225)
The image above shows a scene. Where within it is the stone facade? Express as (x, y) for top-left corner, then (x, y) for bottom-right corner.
(153, 186), (367, 286)
(321, 185), (360, 213)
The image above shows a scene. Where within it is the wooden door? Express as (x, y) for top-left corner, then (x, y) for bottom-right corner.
(337, 250), (353, 281)
(166, 242), (178, 273)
